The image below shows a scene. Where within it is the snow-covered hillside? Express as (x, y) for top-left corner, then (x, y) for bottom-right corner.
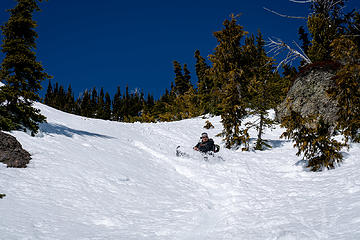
(1, 102), (360, 240)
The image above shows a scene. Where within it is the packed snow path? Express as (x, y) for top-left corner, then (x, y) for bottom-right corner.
(1, 103), (360, 240)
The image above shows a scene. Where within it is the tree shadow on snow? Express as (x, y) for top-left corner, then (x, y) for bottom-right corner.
(244, 138), (288, 150)
(267, 139), (289, 149)
(39, 123), (114, 139)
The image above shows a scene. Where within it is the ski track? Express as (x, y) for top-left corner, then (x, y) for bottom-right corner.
(1, 103), (360, 239)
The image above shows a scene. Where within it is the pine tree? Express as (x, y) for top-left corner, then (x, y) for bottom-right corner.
(277, 2), (359, 170)
(208, 14), (248, 99)
(128, 90), (141, 122)
(122, 85), (130, 121)
(208, 14), (248, 148)
(173, 61), (191, 95)
(298, 26), (310, 56)
(0, 0), (51, 135)
(156, 84), (179, 122)
(194, 50), (213, 114)
(104, 92), (111, 120)
(152, 89), (170, 121)
(329, 37), (360, 143)
(90, 87), (98, 117)
(56, 85), (66, 110)
(112, 86), (122, 121)
(281, 111), (345, 171)
(80, 90), (92, 117)
(64, 84), (75, 113)
(141, 93), (155, 122)
(219, 76), (247, 149)
(53, 82), (59, 106)
(44, 80), (53, 105)
(346, 10), (360, 47)
(306, 0), (346, 62)
(74, 94), (81, 116)
(97, 87), (105, 119)
(183, 64), (192, 89)
(243, 32), (278, 150)
(298, 26), (311, 66)
(172, 87), (200, 120)
(146, 93), (155, 110)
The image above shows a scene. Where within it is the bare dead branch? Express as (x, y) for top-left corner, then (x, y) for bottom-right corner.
(353, 24), (360, 32)
(289, 0), (313, 3)
(263, 7), (307, 19)
(266, 37), (312, 71)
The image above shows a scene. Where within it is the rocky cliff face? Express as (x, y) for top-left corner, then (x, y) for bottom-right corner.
(0, 131), (31, 168)
(276, 65), (340, 127)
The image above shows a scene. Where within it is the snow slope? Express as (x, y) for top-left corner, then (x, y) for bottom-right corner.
(1, 102), (360, 240)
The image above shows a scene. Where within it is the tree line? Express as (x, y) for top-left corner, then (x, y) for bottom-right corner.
(43, 82), (155, 122)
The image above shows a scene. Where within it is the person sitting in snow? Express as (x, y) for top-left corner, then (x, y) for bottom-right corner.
(193, 132), (216, 153)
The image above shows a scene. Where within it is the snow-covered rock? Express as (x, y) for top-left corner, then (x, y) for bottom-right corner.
(0, 102), (359, 239)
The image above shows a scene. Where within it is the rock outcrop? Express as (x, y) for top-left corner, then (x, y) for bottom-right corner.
(276, 63), (340, 127)
(0, 131), (31, 168)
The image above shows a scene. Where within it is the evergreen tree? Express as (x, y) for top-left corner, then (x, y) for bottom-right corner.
(346, 10), (360, 47)
(173, 61), (191, 95)
(183, 64), (192, 89)
(141, 93), (155, 122)
(146, 94), (154, 109)
(80, 90), (92, 117)
(112, 86), (122, 121)
(243, 32), (278, 150)
(194, 50), (213, 114)
(152, 89), (170, 121)
(43, 82), (75, 114)
(128, 90), (140, 121)
(56, 85), (66, 110)
(208, 14), (248, 101)
(74, 94), (81, 115)
(90, 87), (98, 117)
(97, 87), (105, 119)
(122, 85), (130, 121)
(53, 82), (59, 104)
(209, 14), (248, 148)
(306, 0), (346, 62)
(156, 85), (179, 122)
(64, 84), (75, 113)
(0, 0), (51, 135)
(298, 26), (311, 66)
(329, 36), (360, 143)
(281, 111), (345, 171)
(172, 87), (200, 120)
(44, 80), (53, 105)
(104, 92), (111, 120)
(277, 2), (360, 170)
(219, 76), (247, 149)
(298, 26), (310, 56)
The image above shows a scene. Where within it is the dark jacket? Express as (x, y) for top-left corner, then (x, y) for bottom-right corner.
(195, 138), (215, 153)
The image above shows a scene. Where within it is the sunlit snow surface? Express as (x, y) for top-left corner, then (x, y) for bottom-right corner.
(1, 102), (360, 240)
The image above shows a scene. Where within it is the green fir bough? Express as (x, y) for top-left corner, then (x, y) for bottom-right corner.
(0, 0), (51, 135)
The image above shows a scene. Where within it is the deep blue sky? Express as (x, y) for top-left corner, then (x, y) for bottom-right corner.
(0, 0), (358, 99)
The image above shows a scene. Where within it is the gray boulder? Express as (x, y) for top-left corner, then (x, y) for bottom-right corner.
(276, 65), (340, 127)
(0, 131), (31, 168)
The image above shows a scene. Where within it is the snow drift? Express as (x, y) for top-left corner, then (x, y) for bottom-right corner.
(1, 102), (360, 240)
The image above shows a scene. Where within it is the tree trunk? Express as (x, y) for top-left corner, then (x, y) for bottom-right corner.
(255, 113), (264, 150)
